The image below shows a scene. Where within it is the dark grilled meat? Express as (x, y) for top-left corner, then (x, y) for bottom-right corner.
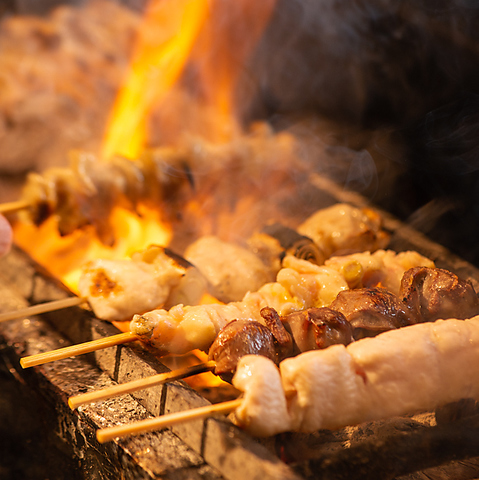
(260, 307), (294, 360)
(400, 267), (479, 323)
(330, 287), (415, 339)
(280, 307), (354, 355)
(208, 320), (277, 383)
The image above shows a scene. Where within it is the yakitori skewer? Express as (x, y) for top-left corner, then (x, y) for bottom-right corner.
(0, 242), (208, 327)
(2, 202), (395, 329)
(0, 199), (31, 215)
(69, 262), (479, 414)
(68, 360), (217, 410)
(0, 296), (85, 324)
(20, 331), (137, 368)
(19, 252), (446, 370)
(96, 314), (479, 442)
(14, 130), (307, 244)
(96, 398), (243, 443)
(3, 203), (377, 327)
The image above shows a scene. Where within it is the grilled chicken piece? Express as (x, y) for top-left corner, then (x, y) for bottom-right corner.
(324, 249), (435, 295)
(280, 307), (353, 354)
(400, 267), (479, 322)
(207, 305), (353, 383)
(232, 315), (479, 437)
(78, 245), (207, 322)
(208, 320), (278, 383)
(185, 236), (277, 303)
(297, 203), (390, 258)
(329, 287), (415, 339)
(130, 256), (349, 355)
(259, 306), (295, 361)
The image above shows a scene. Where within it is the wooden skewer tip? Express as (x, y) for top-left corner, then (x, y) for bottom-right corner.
(0, 296), (86, 324)
(68, 360), (217, 410)
(0, 199), (32, 215)
(20, 331), (138, 369)
(96, 398), (243, 443)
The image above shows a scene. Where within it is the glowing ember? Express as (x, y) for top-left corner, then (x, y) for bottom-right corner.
(13, 205), (171, 294)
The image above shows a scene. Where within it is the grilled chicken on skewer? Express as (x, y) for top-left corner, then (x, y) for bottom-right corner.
(96, 314), (479, 442)
(81, 268), (479, 413)
(0, 201), (397, 325)
(70, 305), (353, 408)
(16, 128), (307, 244)
(232, 314), (479, 437)
(329, 287), (416, 339)
(18, 251), (437, 368)
(400, 266), (479, 322)
(297, 203), (390, 259)
(130, 250), (434, 355)
(184, 235), (280, 303)
(209, 268), (479, 384)
(3, 208), (382, 324)
(208, 306), (354, 382)
(78, 245), (208, 321)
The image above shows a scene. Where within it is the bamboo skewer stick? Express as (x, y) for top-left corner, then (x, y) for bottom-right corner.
(0, 199), (31, 215)
(0, 296), (86, 323)
(20, 331), (138, 369)
(69, 360), (217, 410)
(96, 398), (243, 443)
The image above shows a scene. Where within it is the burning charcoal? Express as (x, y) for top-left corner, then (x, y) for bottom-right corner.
(400, 267), (479, 323)
(329, 287), (415, 339)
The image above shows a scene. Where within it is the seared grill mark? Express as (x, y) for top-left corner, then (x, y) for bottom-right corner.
(89, 270), (123, 297)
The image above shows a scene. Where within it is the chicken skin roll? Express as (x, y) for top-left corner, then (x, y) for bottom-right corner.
(400, 267), (479, 322)
(232, 315), (479, 437)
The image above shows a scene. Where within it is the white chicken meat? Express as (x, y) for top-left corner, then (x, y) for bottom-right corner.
(232, 315), (479, 436)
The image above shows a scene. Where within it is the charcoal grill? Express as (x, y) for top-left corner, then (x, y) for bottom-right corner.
(3, 0), (479, 478)
(2, 175), (479, 480)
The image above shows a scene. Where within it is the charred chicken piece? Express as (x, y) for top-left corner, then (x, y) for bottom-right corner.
(400, 267), (479, 323)
(78, 244), (207, 322)
(208, 305), (352, 383)
(259, 307), (294, 360)
(232, 315), (479, 437)
(208, 320), (278, 383)
(280, 307), (354, 355)
(329, 287), (415, 339)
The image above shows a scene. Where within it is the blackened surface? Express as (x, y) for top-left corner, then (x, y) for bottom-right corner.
(0, 344), (83, 480)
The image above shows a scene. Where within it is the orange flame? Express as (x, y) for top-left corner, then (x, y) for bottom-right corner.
(15, 0), (278, 296)
(13, 205), (171, 294)
(102, 0), (277, 157)
(101, 0), (210, 160)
